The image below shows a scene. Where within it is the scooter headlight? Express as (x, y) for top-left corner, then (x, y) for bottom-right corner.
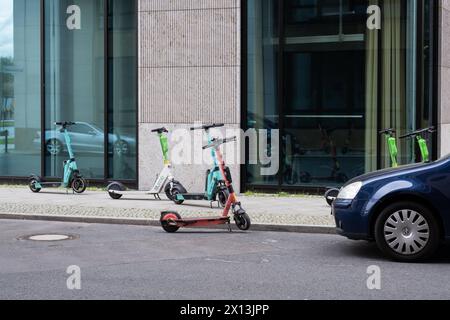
(337, 182), (363, 200)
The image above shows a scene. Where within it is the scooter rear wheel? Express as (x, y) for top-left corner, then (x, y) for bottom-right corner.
(160, 212), (181, 233)
(107, 182), (124, 199)
(29, 178), (41, 193)
(218, 189), (230, 208)
(72, 177), (87, 194)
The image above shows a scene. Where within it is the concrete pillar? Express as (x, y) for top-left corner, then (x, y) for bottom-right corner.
(137, 0), (241, 191)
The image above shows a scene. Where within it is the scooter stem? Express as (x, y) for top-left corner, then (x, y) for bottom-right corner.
(63, 129), (75, 160)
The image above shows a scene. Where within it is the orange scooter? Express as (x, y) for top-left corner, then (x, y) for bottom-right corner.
(160, 136), (251, 233)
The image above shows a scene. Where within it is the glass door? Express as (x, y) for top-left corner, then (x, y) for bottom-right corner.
(44, 0), (105, 179)
(282, 0), (368, 187)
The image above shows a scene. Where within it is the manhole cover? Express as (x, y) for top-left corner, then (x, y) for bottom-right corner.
(19, 234), (77, 242)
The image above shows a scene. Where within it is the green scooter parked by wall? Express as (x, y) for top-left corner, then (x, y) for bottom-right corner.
(324, 127), (435, 206)
(29, 122), (87, 194)
(107, 127), (187, 200)
(172, 123), (231, 207)
(399, 126), (436, 163)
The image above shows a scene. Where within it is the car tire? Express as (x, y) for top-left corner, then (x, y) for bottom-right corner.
(114, 140), (129, 156)
(374, 202), (440, 262)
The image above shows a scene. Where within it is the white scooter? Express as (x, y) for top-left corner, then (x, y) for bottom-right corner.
(107, 127), (187, 200)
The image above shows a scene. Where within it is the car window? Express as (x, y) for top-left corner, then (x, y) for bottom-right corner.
(69, 124), (92, 134)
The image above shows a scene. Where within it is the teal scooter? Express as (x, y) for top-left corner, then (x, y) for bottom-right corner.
(29, 122), (87, 194)
(172, 124), (231, 207)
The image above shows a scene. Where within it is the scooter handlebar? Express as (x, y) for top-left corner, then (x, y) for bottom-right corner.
(190, 123), (224, 131)
(399, 126), (436, 139)
(55, 122), (77, 128)
(203, 136), (237, 149)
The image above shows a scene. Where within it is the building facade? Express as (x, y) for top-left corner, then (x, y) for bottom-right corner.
(0, 0), (448, 193)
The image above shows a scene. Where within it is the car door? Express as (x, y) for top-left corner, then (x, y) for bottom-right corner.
(68, 123), (103, 154)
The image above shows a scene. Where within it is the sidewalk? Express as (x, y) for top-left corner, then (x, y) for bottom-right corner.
(0, 186), (335, 233)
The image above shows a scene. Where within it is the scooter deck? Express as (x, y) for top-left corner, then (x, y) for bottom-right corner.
(176, 216), (230, 227)
(109, 190), (159, 196)
(177, 193), (207, 201)
(38, 182), (65, 188)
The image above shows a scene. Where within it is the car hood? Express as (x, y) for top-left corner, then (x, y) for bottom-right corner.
(345, 162), (436, 186)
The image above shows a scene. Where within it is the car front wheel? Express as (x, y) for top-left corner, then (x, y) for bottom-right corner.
(374, 202), (440, 262)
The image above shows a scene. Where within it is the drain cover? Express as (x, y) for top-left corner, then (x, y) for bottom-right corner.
(19, 234), (77, 242)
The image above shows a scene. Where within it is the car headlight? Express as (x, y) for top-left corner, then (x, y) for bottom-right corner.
(337, 181), (362, 200)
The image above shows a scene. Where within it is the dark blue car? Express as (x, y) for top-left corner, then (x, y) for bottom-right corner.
(332, 155), (450, 262)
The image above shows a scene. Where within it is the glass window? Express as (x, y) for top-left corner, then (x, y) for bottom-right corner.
(44, 0), (105, 179)
(0, 0), (41, 176)
(246, 0), (279, 186)
(107, 0), (137, 180)
(246, 0), (436, 189)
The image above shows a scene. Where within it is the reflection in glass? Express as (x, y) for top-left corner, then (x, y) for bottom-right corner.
(44, 0), (105, 179)
(246, 0), (434, 188)
(107, 0), (137, 180)
(246, 0), (279, 186)
(0, 0), (41, 176)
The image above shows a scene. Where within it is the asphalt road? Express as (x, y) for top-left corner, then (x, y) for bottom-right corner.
(1, 219), (450, 300)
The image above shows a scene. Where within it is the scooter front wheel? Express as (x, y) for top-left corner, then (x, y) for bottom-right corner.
(235, 213), (251, 231)
(160, 212), (181, 233)
(72, 177), (87, 194)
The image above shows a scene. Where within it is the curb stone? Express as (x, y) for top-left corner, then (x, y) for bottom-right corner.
(0, 213), (336, 235)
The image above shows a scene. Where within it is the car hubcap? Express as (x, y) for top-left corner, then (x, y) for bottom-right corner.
(384, 210), (430, 256)
(47, 141), (60, 155)
(115, 141), (128, 156)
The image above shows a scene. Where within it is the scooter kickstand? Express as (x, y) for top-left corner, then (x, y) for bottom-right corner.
(227, 221), (233, 233)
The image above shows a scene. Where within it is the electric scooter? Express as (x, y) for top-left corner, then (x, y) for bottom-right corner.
(299, 125), (348, 184)
(107, 127), (186, 200)
(29, 122), (87, 194)
(172, 123), (230, 208)
(399, 126), (436, 163)
(324, 127), (436, 205)
(324, 128), (398, 206)
(160, 136), (251, 233)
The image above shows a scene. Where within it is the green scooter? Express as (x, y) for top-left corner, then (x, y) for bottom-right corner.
(399, 126), (436, 163)
(324, 127), (435, 206)
(29, 122), (87, 194)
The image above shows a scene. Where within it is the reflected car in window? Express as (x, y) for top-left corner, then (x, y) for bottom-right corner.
(33, 122), (135, 156)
